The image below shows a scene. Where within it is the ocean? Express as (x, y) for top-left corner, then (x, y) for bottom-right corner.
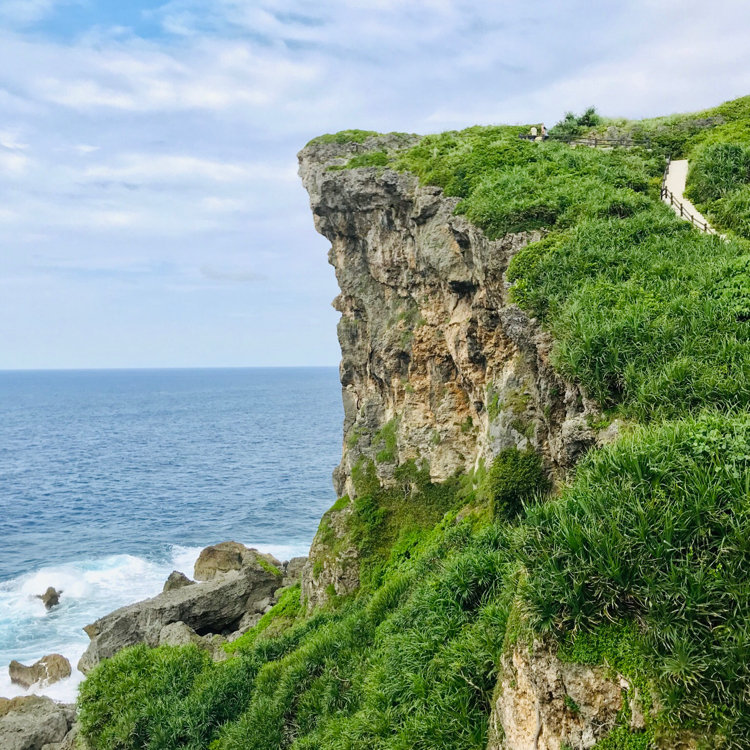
(0, 367), (343, 702)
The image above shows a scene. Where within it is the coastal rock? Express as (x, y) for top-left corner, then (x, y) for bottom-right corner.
(9, 655), (71, 689)
(0, 696), (75, 750)
(486, 642), (623, 750)
(78, 562), (279, 673)
(36, 588), (61, 610)
(282, 557), (307, 587)
(193, 542), (281, 581)
(158, 622), (227, 662)
(40, 722), (79, 750)
(298, 137), (599, 607)
(163, 570), (194, 592)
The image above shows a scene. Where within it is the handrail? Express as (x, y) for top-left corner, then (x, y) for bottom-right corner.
(659, 156), (713, 234)
(518, 134), (651, 148)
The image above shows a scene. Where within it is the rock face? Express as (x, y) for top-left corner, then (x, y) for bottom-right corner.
(78, 562), (279, 673)
(36, 588), (61, 610)
(282, 557), (307, 587)
(0, 696), (75, 750)
(158, 621), (227, 662)
(163, 570), (194, 592)
(194, 542), (281, 581)
(298, 136), (601, 608)
(486, 643), (624, 750)
(9, 655), (71, 689)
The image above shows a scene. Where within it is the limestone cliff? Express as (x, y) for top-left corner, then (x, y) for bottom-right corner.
(298, 135), (603, 608)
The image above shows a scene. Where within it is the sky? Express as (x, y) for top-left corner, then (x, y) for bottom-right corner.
(1, 0), (749, 369)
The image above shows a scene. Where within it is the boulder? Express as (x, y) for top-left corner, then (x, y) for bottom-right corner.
(40, 722), (78, 750)
(0, 696), (75, 750)
(9, 655), (71, 689)
(158, 622), (227, 662)
(282, 557), (307, 587)
(163, 570), (194, 592)
(78, 562), (279, 673)
(193, 541), (281, 581)
(36, 589), (61, 610)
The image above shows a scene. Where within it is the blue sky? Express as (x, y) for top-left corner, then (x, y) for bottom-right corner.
(1, 0), (749, 369)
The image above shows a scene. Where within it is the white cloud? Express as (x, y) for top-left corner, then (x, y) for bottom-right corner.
(1, 0), (749, 367)
(0, 129), (28, 150)
(81, 154), (297, 185)
(200, 264), (266, 282)
(0, 0), (63, 25)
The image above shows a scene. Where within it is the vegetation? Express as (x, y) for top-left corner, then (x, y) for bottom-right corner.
(308, 129), (379, 145)
(77, 96), (750, 749)
(548, 106), (602, 141)
(483, 446), (548, 519)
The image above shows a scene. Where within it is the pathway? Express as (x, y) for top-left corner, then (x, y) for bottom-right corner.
(661, 159), (717, 234)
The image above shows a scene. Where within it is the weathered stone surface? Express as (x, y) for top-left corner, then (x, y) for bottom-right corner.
(78, 564), (279, 673)
(0, 696), (75, 750)
(298, 136), (603, 608)
(282, 557), (307, 587)
(158, 622), (227, 662)
(486, 643), (623, 750)
(40, 722), (79, 750)
(194, 542), (281, 581)
(9, 655), (71, 689)
(163, 570), (194, 592)
(36, 588), (61, 610)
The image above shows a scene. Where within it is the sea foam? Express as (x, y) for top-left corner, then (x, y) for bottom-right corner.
(0, 541), (308, 703)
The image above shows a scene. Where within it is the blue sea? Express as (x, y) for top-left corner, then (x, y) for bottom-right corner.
(0, 368), (342, 701)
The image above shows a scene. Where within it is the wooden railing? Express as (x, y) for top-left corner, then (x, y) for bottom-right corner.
(659, 156), (714, 234)
(518, 134), (650, 148)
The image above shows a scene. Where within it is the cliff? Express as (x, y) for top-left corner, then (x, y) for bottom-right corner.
(72, 98), (750, 750)
(298, 135), (603, 608)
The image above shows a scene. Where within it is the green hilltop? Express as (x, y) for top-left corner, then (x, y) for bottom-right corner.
(78, 96), (750, 750)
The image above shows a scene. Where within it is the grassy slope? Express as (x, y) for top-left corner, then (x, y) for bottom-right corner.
(78, 97), (750, 750)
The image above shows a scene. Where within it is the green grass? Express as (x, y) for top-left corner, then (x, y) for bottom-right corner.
(308, 129), (379, 145)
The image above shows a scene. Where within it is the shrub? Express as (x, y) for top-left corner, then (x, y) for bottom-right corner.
(710, 184), (750, 239)
(484, 447), (549, 519)
(687, 142), (750, 203)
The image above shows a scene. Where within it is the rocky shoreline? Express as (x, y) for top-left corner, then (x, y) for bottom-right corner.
(1, 541), (307, 750)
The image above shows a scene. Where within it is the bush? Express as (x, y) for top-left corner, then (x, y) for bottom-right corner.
(687, 142), (750, 203)
(484, 447), (548, 519)
(709, 183), (750, 240)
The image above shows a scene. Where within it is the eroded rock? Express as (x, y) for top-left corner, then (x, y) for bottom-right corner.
(194, 542), (281, 581)
(78, 562), (279, 673)
(0, 696), (75, 750)
(9, 655), (71, 689)
(282, 557), (307, 587)
(36, 589), (61, 610)
(163, 570), (194, 592)
(297, 137), (600, 608)
(158, 621), (227, 662)
(487, 643), (623, 750)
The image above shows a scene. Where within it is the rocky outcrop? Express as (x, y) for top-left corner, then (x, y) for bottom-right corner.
(78, 561), (279, 673)
(163, 570), (194, 592)
(0, 696), (75, 750)
(282, 557), (307, 587)
(298, 135), (601, 607)
(36, 588), (61, 610)
(486, 643), (626, 750)
(194, 542), (281, 581)
(157, 622), (227, 662)
(9, 655), (71, 689)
